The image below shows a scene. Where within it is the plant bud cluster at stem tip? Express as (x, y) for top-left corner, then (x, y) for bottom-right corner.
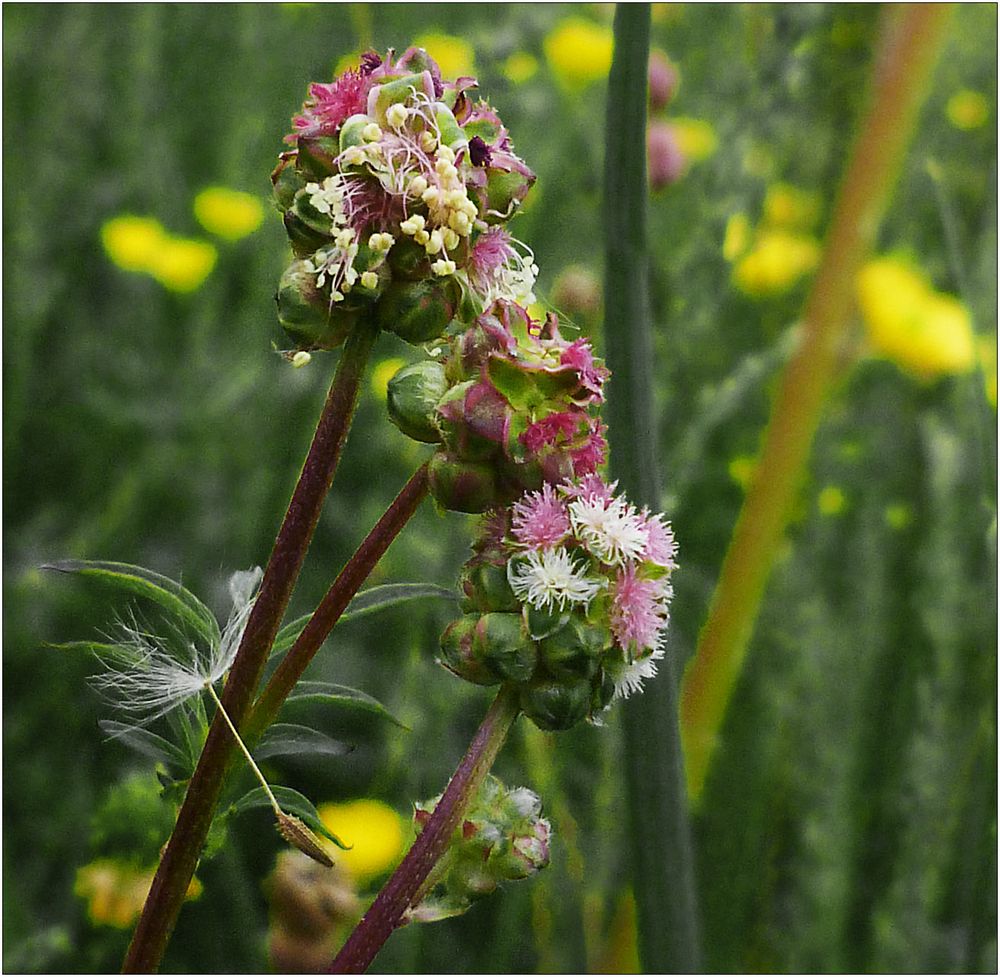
(272, 47), (536, 352)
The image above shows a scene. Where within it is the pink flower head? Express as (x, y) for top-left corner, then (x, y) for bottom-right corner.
(639, 509), (678, 569)
(560, 339), (608, 403)
(609, 565), (671, 654)
(568, 417), (606, 475)
(511, 483), (571, 550)
(287, 70), (367, 144)
(519, 411), (580, 455)
(470, 227), (515, 282)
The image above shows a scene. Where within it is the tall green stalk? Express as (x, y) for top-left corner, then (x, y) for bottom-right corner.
(123, 323), (377, 973)
(680, 4), (954, 803)
(602, 4), (702, 972)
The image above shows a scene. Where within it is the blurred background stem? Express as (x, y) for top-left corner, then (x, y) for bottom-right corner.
(602, 4), (702, 972)
(123, 323), (378, 973)
(680, 3), (954, 804)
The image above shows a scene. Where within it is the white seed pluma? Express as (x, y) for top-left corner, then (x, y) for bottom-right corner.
(90, 567), (262, 727)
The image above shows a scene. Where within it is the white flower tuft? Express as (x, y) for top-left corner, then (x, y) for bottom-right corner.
(568, 495), (648, 566)
(507, 548), (604, 612)
(607, 644), (665, 701)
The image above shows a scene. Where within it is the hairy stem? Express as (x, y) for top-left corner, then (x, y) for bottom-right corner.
(248, 462), (430, 737)
(601, 4), (702, 972)
(329, 686), (521, 974)
(122, 323), (377, 973)
(680, 3), (954, 803)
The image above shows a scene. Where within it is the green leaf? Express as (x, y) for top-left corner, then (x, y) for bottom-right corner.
(42, 560), (220, 648)
(256, 723), (353, 761)
(270, 583), (456, 658)
(285, 681), (407, 729)
(98, 720), (190, 772)
(487, 357), (544, 411)
(47, 639), (135, 659)
(230, 785), (349, 850)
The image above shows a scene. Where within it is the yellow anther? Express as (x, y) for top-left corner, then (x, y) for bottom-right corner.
(414, 229), (430, 246)
(361, 123), (383, 142)
(425, 229), (444, 255)
(335, 228), (355, 249)
(421, 187), (440, 205)
(409, 175), (428, 197)
(420, 131), (438, 153)
(437, 144), (456, 164)
(292, 351), (312, 369)
(442, 227), (460, 251)
(431, 258), (456, 277)
(331, 290), (345, 302)
(400, 214), (426, 236)
(342, 146), (365, 166)
(361, 271), (379, 289)
(386, 103), (409, 129)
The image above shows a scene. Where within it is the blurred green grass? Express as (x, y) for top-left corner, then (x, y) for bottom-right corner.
(3, 4), (996, 973)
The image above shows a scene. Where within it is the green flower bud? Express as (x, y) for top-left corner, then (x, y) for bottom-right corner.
(524, 605), (570, 640)
(473, 612), (536, 683)
(276, 260), (354, 350)
(434, 103), (467, 152)
(283, 211), (334, 260)
(459, 561), (519, 613)
(439, 615), (499, 686)
(538, 614), (608, 681)
(386, 236), (431, 281)
(378, 278), (458, 345)
(519, 676), (592, 731)
(428, 452), (501, 513)
(484, 168), (534, 222)
(295, 136), (341, 181)
(292, 187), (337, 236)
(386, 361), (447, 443)
(271, 152), (304, 213)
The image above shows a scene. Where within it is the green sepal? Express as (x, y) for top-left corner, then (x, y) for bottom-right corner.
(379, 277), (459, 345)
(475, 612), (537, 683)
(295, 136), (341, 181)
(339, 114), (373, 152)
(387, 361), (448, 443)
(428, 451), (502, 513)
(271, 152), (304, 212)
(519, 676), (592, 731)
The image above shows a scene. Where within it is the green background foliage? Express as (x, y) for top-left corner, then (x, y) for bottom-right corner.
(3, 3), (996, 973)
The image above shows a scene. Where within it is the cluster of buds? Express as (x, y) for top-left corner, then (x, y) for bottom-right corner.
(407, 776), (550, 922)
(273, 47), (536, 351)
(387, 300), (609, 512)
(439, 474), (677, 730)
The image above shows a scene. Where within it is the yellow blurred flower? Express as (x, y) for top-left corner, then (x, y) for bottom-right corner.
(414, 32), (476, 79)
(147, 238), (217, 293)
(335, 50), (361, 76)
(727, 455), (757, 490)
(762, 183), (822, 231)
(75, 859), (201, 928)
(946, 89), (989, 131)
(733, 230), (821, 297)
(723, 213), (752, 262)
(194, 186), (264, 241)
(856, 258), (976, 380)
(503, 51), (539, 84)
(371, 357), (407, 401)
(318, 799), (407, 884)
(977, 335), (997, 409)
(817, 485), (845, 517)
(884, 502), (913, 531)
(544, 18), (613, 92)
(101, 216), (167, 272)
(669, 118), (717, 163)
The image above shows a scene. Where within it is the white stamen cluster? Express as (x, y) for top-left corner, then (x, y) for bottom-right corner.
(507, 548), (604, 612)
(568, 495), (648, 566)
(606, 645), (665, 700)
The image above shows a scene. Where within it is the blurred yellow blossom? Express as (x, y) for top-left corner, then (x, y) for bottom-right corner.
(75, 859), (201, 928)
(817, 485), (845, 517)
(977, 335), (997, 409)
(101, 216), (167, 272)
(318, 799), (406, 884)
(371, 357), (407, 401)
(884, 502), (913, 531)
(946, 89), (989, 130)
(335, 50), (361, 76)
(544, 18), (613, 92)
(503, 51), (539, 84)
(194, 186), (264, 241)
(727, 455), (757, 490)
(148, 238), (217, 293)
(856, 258), (976, 380)
(762, 183), (822, 230)
(669, 118), (717, 163)
(733, 230), (821, 297)
(723, 213), (752, 262)
(414, 33), (476, 79)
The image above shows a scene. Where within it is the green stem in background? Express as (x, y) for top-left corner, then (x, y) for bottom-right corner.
(248, 462), (430, 737)
(329, 686), (521, 974)
(680, 3), (954, 804)
(123, 323), (378, 973)
(602, 4), (702, 973)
